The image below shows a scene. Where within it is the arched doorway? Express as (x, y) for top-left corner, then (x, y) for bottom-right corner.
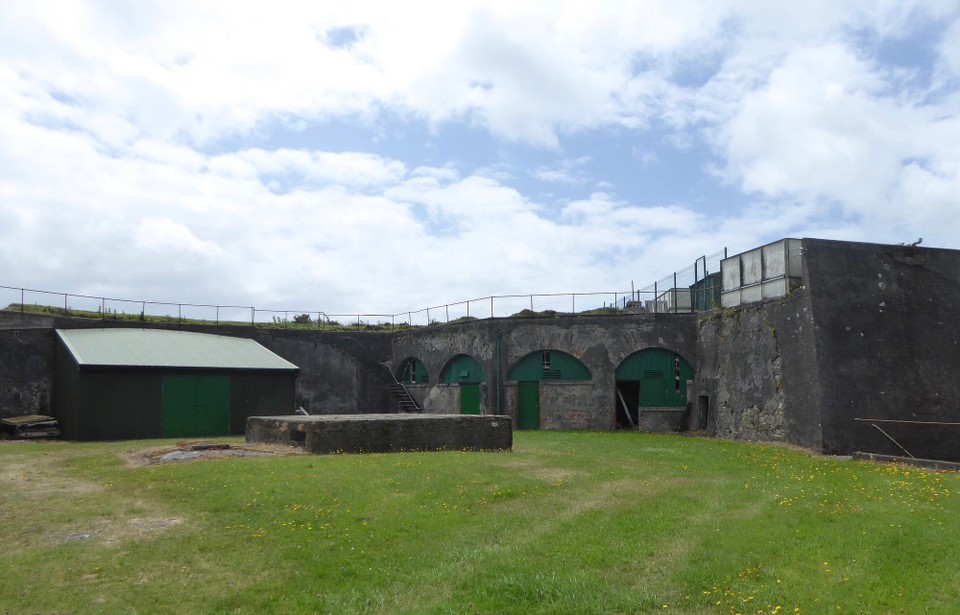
(440, 354), (485, 414)
(396, 357), (429, 384)
(615, 348), (693, 429)
(509, 350), (591, 429)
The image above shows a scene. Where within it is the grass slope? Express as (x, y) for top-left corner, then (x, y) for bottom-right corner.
(1, 432), (958, 614)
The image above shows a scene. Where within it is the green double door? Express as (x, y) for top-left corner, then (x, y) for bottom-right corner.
(162, 375), (231, 437)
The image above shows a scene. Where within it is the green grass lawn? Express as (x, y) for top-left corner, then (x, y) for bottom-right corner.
(1, 432), (958, 614)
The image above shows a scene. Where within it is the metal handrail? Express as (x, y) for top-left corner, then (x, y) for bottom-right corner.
(0, 250), (726, 330)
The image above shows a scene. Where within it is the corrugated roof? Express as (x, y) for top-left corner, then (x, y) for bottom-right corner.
(56, 329), (299, 371)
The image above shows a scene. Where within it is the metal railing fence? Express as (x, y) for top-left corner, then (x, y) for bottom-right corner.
(0, 250), (727, 330)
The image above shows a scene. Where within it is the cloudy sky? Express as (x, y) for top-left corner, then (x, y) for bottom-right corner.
(2, 1), (959, 320)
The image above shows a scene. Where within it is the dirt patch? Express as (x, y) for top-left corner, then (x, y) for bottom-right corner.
(0, 457), (105, 497)
(50, 516), (185, 547)
(122, 441), (307, 467)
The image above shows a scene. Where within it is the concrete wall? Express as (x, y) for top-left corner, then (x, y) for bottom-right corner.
(246, 414), (513, 454)
(0, 312), (395, 420)
(695, 238), (960, 461)
(801, 239), (960, 460)
(539, 381), (611, 430)
(695, 290), (823, 450)
(0, 328), (55, 418)
(392, 313), (698, 429)
(252, 330), (393, 415)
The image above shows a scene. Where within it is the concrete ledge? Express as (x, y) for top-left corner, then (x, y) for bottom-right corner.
(853, 452), (960, 472)
(246, 413), (512, 454)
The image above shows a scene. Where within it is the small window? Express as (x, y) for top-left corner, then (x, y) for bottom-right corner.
(542, 351), (551, 371)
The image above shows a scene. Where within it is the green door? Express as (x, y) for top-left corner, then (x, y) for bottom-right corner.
(460, 383), (480, 415)
(616, 349), (694, 408)
(162, 374), (230, 437)
(518, 381), (540, 430)
(640, 370), (671, 407)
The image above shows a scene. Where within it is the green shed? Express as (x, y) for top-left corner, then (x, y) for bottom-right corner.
(54, 329), (299, 441)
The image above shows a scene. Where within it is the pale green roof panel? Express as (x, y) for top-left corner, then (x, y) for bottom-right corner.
(56, 329), (298, 371)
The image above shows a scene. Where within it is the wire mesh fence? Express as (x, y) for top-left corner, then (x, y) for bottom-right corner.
(0, 249), (728, 330)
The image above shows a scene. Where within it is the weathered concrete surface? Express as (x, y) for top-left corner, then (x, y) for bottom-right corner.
(418, 385), (460, 414)
(252, 330), (393, 415)
(246, 413), (513, 453)
(539, 382), (611, 430)
(696, 238), (960, 461)
(635, 408), (688, 432)
(392, 313), (698, 430)
(0, 328), (54, 418)
(802, 239), (960, 461)
(696, 292), (823, 450)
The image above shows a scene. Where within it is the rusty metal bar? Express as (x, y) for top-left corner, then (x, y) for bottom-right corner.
(854, 418), (960, 426)
(868, 423), (914, 458)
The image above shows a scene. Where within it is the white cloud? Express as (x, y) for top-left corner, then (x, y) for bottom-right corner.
(713, 40), (960, 242)
(134, 218), (224, 257)
(2, 1), (960, 316)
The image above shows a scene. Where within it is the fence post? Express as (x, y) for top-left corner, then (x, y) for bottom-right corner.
(21, 288), (24, 314)
(490, 296), (494, 318)
(445, 305), (449, 323)
(63, 293), (68, 315)
(673, 272), (678, 313)
(571, 293), (575, 313)
(101, 297), (105, 320)
(216, 306), (220, 325)
(251, 308), (255, 327)
(654, 282), (658, 313)
(694, 259), (699, 311)
(467, 301), (470, 318)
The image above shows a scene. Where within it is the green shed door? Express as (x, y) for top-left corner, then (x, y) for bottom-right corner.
(162, 375), (230, 437)
(518, 381), (540, 430)
(460, 383), (480, 415)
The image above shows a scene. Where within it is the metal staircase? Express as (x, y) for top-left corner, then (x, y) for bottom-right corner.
(379, 360), (423, 413)
(387, 382), (422, 412)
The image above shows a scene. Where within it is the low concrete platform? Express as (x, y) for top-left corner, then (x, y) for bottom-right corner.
(246, 414), (512, 454)
(852, 451), (960, 472)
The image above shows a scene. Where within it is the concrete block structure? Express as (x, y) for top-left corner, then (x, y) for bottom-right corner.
(246, 414), (512, 454)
